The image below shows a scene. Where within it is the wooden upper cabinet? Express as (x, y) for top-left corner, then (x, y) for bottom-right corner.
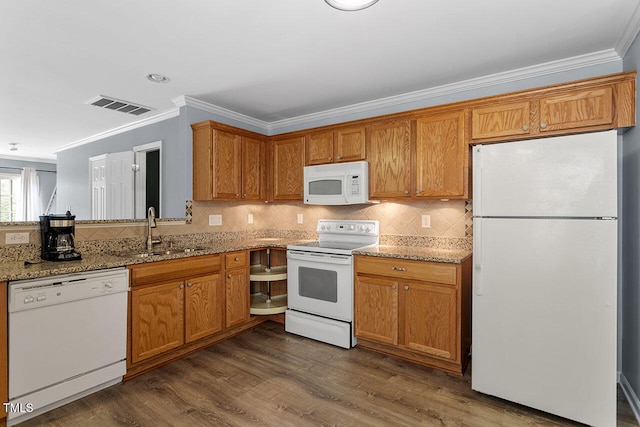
(539, 86), (613, 132)
(367, 120), (411, 199)
(335, 126), (366, 162)
(305, 126), (365, 165)
(471, 101), (531, 140)
(242, 136), (265, 200)
(272, 136), (305, 200)
(414, 110), (468, 199)
(306, 131), (334, 165)
(191, 121), (266, 201)
(213, 130), (243, 199)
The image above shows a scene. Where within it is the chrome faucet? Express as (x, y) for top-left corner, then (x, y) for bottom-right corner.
(146, 206), (162, 253)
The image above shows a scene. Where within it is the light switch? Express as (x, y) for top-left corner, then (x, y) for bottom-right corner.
(248, 213), (254, 224)
(421, 215), (431, 228)
(297, 213), (303, 224)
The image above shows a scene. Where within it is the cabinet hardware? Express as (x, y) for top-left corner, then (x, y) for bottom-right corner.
(522, 125), (529, 131)
(391, 285), (396, 290)
(227, 274), (232, 278)
(328, 157), (332, 161)
(404, 190), (409, 194)
(336, 156), (341, 160)
(179, 284), (184, 289)
(235, 193), (240, 198)
(234, 257), (240, 261)
(243, 193), (247, 197)
(392, 267), (407, 271)
(540, 122), (547, 129)
(404, 285), (409, 290)
(187, 282), (193, 287)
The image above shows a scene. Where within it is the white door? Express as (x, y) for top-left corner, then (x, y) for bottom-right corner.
(89, 155), (106, 220)
(472, 217), (617, 427)
(106, 151), (134, 219)
(473, 130), (617, 218)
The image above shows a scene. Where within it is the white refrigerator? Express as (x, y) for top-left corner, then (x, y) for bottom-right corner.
(472, 130), (618, 427)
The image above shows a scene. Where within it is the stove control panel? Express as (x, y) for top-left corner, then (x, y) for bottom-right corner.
(316, 220), (379, 236)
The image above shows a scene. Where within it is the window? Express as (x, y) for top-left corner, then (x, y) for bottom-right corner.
(0, 173), (20, 221)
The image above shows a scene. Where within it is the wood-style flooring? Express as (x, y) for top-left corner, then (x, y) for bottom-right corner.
(18, 322), (639, 426)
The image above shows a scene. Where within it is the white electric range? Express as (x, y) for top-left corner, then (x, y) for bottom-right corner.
(285, 219), (379, 348)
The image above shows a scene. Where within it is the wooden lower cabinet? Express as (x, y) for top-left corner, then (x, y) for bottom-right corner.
(225, 251), (250, 329)
(127, 254), (258, 379)
(354, 255), (472, 375)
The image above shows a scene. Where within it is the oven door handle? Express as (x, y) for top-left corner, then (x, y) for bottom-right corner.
(287, 250), (352, 265)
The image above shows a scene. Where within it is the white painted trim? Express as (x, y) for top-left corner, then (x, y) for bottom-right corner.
(55, 108), (180, 153)
(88, 153), (107, 162)
(616, 1), (640, 57)
(133, 141), (161, 153)
(0, 154), (56, 163)
(172, 95), (271, 134)
(174, 49), (621, 136)
(620, 373), (640, 425)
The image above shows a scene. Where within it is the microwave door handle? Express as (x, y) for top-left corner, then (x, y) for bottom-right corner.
(343, 172), (350, 204)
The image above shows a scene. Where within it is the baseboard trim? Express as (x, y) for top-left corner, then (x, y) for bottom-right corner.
(620, 373), (640, 425)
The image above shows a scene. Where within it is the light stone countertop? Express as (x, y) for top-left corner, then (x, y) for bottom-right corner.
(1, 238), (471, 282)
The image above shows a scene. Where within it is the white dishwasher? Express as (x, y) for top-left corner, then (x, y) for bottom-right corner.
(8, 267), (129, 425)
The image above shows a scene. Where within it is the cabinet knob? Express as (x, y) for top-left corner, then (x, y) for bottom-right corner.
(522, 125), (529, 131)
(187, 282), (193, 287)
(179, 284), (184, 289)
(404, 190), (409, 194)
(328, 157), (332, 161)
(415, 190), (422, 195)
(392, 267), (407, 272)
(540, 122), (547, 129)
(391, 285), (397, 290)
(235, 193), (240, 198)
(336, 156), (341, 160)
(243, 193), (247, 198)
(234, 257), (240, 261)
(404, 285), (409, 291)
(227, 274), (232, 279)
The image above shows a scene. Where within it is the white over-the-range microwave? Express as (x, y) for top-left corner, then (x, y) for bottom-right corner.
(303, 161), (370, 205)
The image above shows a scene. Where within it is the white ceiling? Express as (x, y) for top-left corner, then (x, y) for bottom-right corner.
(2, 0), (640, 162)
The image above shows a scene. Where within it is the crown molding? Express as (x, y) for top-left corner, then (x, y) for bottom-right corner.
(55, 107), (180, 153)
(173, 95), (271, 134)
(266, 49), (621, 134)
(615, 1), (640, 56)
(0, 154), (56, 163)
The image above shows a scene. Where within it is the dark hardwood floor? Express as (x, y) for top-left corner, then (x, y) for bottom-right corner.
(19, 322), (639, 426)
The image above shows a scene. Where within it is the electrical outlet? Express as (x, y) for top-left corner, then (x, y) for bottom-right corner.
(297, 213), (303, 224)
(421, 215), (431, 228)
(248, 213), (254, 224)
(209, 214), (222, 226)
(5, 232), (29, 244)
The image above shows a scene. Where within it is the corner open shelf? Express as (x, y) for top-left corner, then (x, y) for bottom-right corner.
(249, 249), (287, 315)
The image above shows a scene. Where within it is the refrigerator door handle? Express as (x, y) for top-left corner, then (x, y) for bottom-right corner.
(473, 218), (483, 296)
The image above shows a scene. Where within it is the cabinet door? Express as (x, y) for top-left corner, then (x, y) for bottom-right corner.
(225, 268), (250, 328)
(335, 126), (366, 162)
(354, 275), (399, 345)
(272, 137), (305, 200)
(471, 101), (531, 140)
(192, 124), (213, 201)
(415, 110), (466, 198)
(305, 131), (334, 165)
(242, 136), (264, 200)
(131, 281), (185, 363)
(539, 87), (613, 132)
(213, 130), (242, 199)
(367, 120), (411, 198)
(402, 281), (457, 361)
(185, 273), (223, 343)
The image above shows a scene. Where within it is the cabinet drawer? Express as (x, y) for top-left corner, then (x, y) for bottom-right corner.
(225, 251), (248, 269)
(129, 254), (221, 286)
(355, 256), (457, 285)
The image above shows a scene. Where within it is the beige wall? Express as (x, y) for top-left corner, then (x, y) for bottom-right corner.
(191, 200), (471, 238)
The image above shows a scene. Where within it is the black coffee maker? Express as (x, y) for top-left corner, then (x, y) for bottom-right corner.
(40, 211), (82, 261)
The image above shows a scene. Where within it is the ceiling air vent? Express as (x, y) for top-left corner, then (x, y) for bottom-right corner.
(86, 96), (154, 116)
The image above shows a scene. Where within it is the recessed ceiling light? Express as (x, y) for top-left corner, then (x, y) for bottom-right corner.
(325, 0), (379, 11)
(146, 73), (170, 83)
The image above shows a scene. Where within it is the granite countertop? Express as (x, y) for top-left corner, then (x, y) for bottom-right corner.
(0, 238), (308, 282)
(1, 238), (472, 282)
(354, 245), (472, 264)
